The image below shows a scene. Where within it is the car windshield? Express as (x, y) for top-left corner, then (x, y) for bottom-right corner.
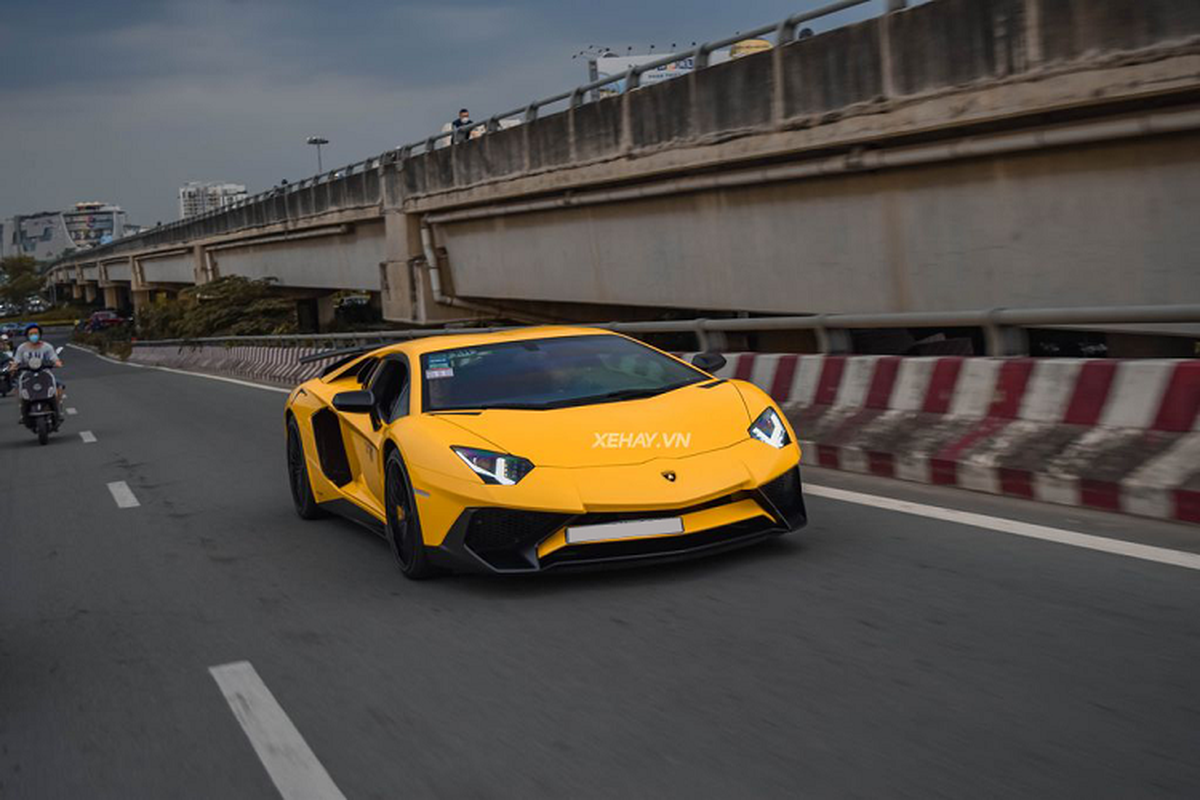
(421, 334), (706, 412)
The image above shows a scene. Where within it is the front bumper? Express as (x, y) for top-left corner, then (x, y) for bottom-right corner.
(427, 465), (807, 574)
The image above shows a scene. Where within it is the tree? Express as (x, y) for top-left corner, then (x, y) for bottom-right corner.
(135, 276), (298, 339)
(0, 256), (42, 306)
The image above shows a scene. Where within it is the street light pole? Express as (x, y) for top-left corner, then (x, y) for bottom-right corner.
(306, 136), (329, 173)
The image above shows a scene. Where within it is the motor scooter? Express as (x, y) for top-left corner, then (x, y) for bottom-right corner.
(15, 347), (64, 445)
(0, 350), (12, 397)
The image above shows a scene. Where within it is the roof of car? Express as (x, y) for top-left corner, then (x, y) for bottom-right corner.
(319, 326), (629, 383)
(377, 326), (615, 357)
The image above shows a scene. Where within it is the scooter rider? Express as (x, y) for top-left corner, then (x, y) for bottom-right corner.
(10, 324), (62, 371)
(8, 324), (64, 413)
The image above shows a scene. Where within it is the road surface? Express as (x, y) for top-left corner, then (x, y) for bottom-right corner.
(2, 334), (1198, 799)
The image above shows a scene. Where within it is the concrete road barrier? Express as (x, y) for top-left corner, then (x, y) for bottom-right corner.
(694, 354), (1200, 525)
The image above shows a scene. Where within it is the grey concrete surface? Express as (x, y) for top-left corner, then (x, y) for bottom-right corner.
(1, 335), (1199, 799)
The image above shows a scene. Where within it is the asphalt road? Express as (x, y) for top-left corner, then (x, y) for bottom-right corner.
(2, 334), (1199, 799)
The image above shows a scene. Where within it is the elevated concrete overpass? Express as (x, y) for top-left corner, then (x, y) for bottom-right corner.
(49, 0), (1200, 329)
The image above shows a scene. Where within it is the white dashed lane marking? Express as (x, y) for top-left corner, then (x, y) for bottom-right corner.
(209, 661), (347, 800)
(66, 407), (78, 415)
(106, 481), (140, 509)
(80, 431), (96, 443)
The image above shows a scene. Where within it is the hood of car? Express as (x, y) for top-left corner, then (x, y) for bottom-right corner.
(433, 381), (753, 467)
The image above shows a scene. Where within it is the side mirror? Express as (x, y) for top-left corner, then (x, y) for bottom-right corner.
(332, 390), (375, 414)
(691, 352), (727, 374)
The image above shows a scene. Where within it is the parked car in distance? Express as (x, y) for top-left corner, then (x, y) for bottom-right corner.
(82, 309), (129, 332)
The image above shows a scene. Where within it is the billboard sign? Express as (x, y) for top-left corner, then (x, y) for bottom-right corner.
(595, 54), (695, 96)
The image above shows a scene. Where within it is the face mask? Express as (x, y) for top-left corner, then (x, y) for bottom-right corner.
(29, 334), (40, 343)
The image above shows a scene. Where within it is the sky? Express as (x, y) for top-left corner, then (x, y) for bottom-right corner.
(0, 0), (882, 225)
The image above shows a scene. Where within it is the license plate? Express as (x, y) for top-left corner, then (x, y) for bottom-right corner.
(566, 517), (684, 544)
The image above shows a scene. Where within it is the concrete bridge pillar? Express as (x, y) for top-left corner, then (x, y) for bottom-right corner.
(84, 284), (97, 304)
(103, 285), (132, 312)
(72, 284), (84, 301)
(293, 293), (340, 333)
(132, 289), (153, 315)
(381, 210), (419, 322)
(317, 294), (337, 331)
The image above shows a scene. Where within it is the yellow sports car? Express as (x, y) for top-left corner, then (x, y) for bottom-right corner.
(284, 327), (806, 578)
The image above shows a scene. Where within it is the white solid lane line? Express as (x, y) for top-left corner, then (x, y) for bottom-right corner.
(106, 481), (140, 509)
(209, 661), (347, 800)
(66, 407), (78, 416)
(805, 484), (1200, 572)
(79, 431), (97, 443)
(67, 344), (289, 394)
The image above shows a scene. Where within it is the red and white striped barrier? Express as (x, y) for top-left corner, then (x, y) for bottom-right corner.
(701, 354), (1200, 524)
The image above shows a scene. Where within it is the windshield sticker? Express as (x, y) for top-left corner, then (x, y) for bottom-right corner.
(425, 367), (454, 380)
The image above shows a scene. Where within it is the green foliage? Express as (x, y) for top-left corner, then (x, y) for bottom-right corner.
(0, 256), (42, 306)
(74, 327), (133, 361)
(136, 276), (298, 340)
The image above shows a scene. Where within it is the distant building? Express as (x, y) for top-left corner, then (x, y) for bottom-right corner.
(63, 202), (128, 249)
(179, 182), (248, 219)
(1, 202), (131, 261)
(1, 212), (76, 261)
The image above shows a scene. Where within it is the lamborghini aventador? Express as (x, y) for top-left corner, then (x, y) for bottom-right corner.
(284, 327), (806, 578)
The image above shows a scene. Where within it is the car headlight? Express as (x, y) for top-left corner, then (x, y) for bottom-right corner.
(452, 446), (535, 485)
(749, 408), (790, 449)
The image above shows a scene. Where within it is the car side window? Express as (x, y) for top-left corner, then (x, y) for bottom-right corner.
(369, 358), (410, 423)
(355, 358), (380, 386)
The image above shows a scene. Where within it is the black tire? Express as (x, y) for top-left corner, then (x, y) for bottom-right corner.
(385, 450), (439, 580)
(36, 416), (49, 445)
(287, 418), (326, 520)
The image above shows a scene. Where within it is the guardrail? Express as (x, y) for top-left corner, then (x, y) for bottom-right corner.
(405, 0), (875, 153)
(128, 304), (1200, 357)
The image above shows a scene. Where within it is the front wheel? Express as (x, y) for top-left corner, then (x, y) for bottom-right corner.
(286, 418), (326, 520)
(385, 450), (438, 580)
(36, 416), (49, 445)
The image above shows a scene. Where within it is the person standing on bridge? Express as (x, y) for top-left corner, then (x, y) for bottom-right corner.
(451, 108), (473, 143)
